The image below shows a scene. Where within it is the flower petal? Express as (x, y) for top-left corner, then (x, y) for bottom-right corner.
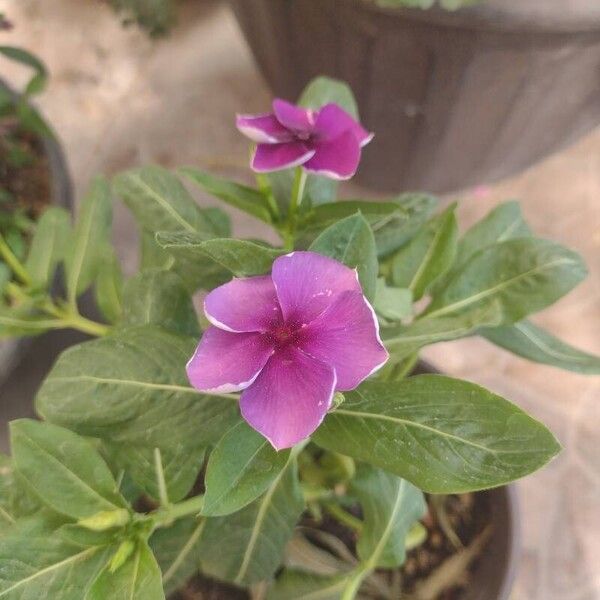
(251, 142), (315, 173)
(204, 275), (282, 333)
(298, 291), (388, 390)
(236, 113), (293, 144)
(314, 103), (374, 147)
(303, 130), (361, 180)
(240, 346), (336, 450)
(187, 327), (274, 393)
(272, 251), (362, 324)
(272, 98), (316, 133)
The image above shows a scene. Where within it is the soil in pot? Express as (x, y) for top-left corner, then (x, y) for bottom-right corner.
(170, 491), (494, 599)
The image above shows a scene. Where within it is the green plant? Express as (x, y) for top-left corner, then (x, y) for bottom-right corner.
(0, 76), (596, 599)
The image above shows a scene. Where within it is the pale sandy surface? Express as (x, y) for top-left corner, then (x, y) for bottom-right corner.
(1, 1), (599, 598)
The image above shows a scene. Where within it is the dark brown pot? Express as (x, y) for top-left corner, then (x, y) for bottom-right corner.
(229, 0), (600, 192)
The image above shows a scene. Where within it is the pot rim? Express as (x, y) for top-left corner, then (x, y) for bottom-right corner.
(352, 0), (600, 35)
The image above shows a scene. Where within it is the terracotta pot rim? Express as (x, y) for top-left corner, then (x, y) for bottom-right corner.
(353, 0), (600, 35)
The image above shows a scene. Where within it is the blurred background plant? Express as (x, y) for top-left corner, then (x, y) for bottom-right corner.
(106, 0), (176, 37)
(373, 0), (482, 9)
(0, 21), (54, 285)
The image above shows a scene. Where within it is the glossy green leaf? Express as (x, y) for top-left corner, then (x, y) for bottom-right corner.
(200, 457), (304, 585)
(482, 320), (600, 375)
(373, 193), (438, 257)
(268, 571), (350, 600)
(140, 230), (172, 270)
(10, 419), (125, 519)
(36, 326), (238, 449)
(391, 204), (458, 300)
(382, 304), (503, 363)
(150, 517), (204, 596)
(0, 516), (112, 599)
(426, 239), (587, 323)
(0, 454), (40, 535)
(458, 201), (531, 265)
(65, 176), (112, 302)
(312, 376), (561, 493)
(309, 213), (378, 301)
(156, 232), (284, 277)
(203, 421), (290, 517)
(94, 247), (124, 324)
(121, 269), (199, 337)
(24, 206), (70, 289)
(87, 541), (164, 600)
(373, 278), (412, 322)
(434, 200), (531, 293)
(106, 442), (205, 504)
(351, 465), (425, 568)
(298, 76), (358, 118)
(180, 167), (273, 223)
(113, 165), (214, 234)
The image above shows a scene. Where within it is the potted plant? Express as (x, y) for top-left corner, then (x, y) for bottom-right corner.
(0, 38), (73, 387)
(229, 0), (600, 193)
(0, 76), (597, 600)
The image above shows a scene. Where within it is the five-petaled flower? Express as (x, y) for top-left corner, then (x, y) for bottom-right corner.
(236, 99), (373, 180)
(187, 252), (388, 450)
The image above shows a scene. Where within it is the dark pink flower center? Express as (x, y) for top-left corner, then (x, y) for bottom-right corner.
(267, 322), (303, 350)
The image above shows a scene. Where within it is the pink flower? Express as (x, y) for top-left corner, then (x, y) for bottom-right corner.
(236, 99), (373, 180)
(187, 252), (388, 449)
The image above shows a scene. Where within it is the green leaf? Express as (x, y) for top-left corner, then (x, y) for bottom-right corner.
(309, 213), (378, 301)
(87, 541), (164, 600)
(200, 206), (232, 237)
(391, 204), (458, 300)
(113, 166), (215, 234)
(268, 571), (351, 600)
(425, 239), (587, 323)
(24, 207), (70, 289)
(0, 454), (40, 535)
(0, 516), (112, 599)
(482, 320), (600, 375)
(140, 230), (172, 270)
(65, 176), (112, 302)
(10, 419), (125, 519)
(459, 201), (531, 265)
(157, 232), (284, 277)
(105, 442), (205, 504)
(200, 456), (304, 585)
(203, 421), (290, 517)
(36, 326), (239, 449)
(351, 465), (425, 568)
(373, 193), (438, 257)
(121, 269), (200, 337)
(180, 167), (273, 223)
(150, 517), (204, 596)
(373, 279), (412, 322)
(94, 247), (124, 324)
(312, 375), (561, 493)
(382, 304), (502, 363)
(0, 46), (47, 96)
(434, 200), (531, 293)
(298, 76), (358, 118)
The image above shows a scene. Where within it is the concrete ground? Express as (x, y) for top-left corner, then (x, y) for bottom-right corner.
(1, 1), (599, 598)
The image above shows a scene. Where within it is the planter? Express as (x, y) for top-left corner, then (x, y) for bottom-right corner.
(175, 362), (520, 599)
(0, 78), (73, 386)
(230, 0), (600, 192)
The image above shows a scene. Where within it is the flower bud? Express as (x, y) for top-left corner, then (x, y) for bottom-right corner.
(78, 508), (130, 531)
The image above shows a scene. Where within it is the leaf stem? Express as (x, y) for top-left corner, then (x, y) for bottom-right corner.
(0, 232), (31, 285)
(154, 447), (170, 508)
(322, 501), (363, 533)
(152, 494), (205, 529)
(284, 167), (307, 250)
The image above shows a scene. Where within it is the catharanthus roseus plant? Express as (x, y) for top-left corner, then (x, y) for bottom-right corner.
(0, 76), (598, 600)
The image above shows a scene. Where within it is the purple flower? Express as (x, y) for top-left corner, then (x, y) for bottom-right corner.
(187, 252), (388, 450)
(236, 99), (373, 180)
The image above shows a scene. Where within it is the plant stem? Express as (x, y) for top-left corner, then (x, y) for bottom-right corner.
(322, 501), (363, 533)
(0, 232), (30, 285)
(393, 352), (419, 380)
(341, 568), (369, 600)
(284, 167), (307, 250)
(152, 494), (205, 529)
(154, 448), (170, 508)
